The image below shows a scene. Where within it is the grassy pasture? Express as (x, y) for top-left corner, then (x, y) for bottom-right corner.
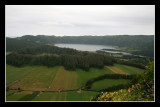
(6, 65), (35, 87)
(91, 79), (130, 90)
(47, 67), (78, 91)
(7, 90), (99, 101)
(33, 91), (98, 101)
(7, 65), (113, 92)
(32, 92), (67, 101)
(66, 91), (98, 101)
(6, 63), (144, 101)
(8, 65), (59, 91)
(7, 93), (28, 101)
(76, 66), (114, 88)
(106, 66), (129, 75)
(114, 64), (144, 74)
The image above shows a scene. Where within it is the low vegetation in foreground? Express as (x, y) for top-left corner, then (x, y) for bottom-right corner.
(90, 61), (154, 101)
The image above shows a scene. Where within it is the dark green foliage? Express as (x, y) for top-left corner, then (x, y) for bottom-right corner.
(116, 59), (145, 69)
(6, 45), (114, 71)
(99, 84), (131, 92)
(16, 45), (78, 55)
(125, 61), (154, 101)
(111, 53), (153, 69)
(129, 41), (154, 57)
(6, 37), (44, 52)
(7, 35), (154, 57)
(6, 52), (34, 67)
(20, 35), (154, 48)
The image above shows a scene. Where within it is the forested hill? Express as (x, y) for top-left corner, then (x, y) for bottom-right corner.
(6, 37), (44, 52)
(6, 35), (154, 57)
(6, 45), (114, 71)
(20, 35), (154, 47)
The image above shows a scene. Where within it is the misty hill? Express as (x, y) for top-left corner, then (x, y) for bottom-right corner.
(6, 35), (154, 57)
(20, 35), (154, 47)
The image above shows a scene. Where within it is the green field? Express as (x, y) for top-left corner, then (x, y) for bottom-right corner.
(6, 90), (99, 101)
(6, 64), (144, 101)
(114, 64), (144, 74)
(91, 79), (130, 90)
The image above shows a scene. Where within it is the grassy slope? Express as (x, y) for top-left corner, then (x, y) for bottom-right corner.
(8, 66), (59, 91)
(6, 65), (35, 87)
(47, 66), (78, 91)
(7, 65), (112, 91)
(114, 64), (144, 74)
(6, 64), (144, 101)
(76, 66), (114, 88)
(31, 91), (99, 101)
(91, 79), (130, 90)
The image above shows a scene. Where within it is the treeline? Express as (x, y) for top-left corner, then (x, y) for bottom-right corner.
(99, 84), (131, 92)
(115, 55), (153, 69)
(129, 41), (154, 57)
(84, 74), (135, 89)
(116, 59), (145, 69)
(21, 35), (154, 47)
(7, 35), (154, 52)
(6, 37), (44, 52)
(6, 45), (114, 71)
(96, 51), (148, 69)
(16, 45), (79, 55)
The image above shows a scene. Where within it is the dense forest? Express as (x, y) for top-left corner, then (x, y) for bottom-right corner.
(6, 45), (114, 71)
(6, 37), (43, 52)
(6, 35), (154, 57)
(6, 35), (154, 70)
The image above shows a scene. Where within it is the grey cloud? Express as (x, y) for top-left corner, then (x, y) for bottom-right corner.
(5, 5), (155, 37)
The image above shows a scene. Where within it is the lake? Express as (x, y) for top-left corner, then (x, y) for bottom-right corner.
(54, 43), (115, 52)
(54, 43), (144, 56)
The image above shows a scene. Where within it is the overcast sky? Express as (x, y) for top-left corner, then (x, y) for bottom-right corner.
(5, 5), (155, 37)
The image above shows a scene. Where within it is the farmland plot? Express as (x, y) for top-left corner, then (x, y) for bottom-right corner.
(106, 66), (129, 75)
(8, 66), (59, 91)
(6, 64), (144, 101)
(114, 64), (144, 74)
(47, 67), (78, 91)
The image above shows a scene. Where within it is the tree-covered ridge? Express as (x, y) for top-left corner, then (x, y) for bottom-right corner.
(16, 45), (79, 55)
(6, 35), (154, 57)
(21, 35), (154, 47)
(6, 45), (114, 71)
(6, 37), (45, 52)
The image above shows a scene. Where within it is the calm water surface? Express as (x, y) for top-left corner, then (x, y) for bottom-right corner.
(54, 43), (145, 57)
(54, 43), (115, 51)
